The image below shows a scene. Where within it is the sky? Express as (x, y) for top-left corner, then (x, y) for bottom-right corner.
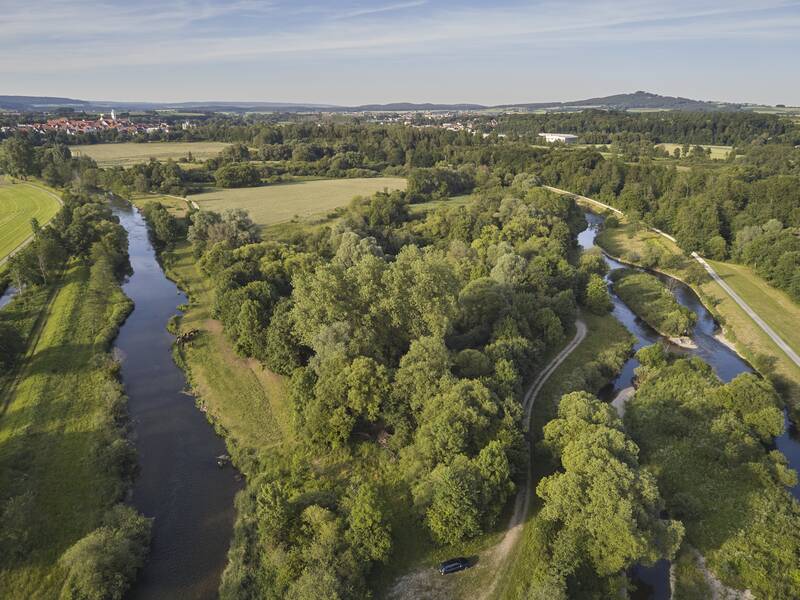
(1, 0), (799, 105)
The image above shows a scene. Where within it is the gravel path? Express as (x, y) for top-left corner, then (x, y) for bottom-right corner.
(386, 320), (588, 600)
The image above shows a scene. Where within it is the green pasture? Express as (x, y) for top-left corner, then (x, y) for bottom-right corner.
(0, 181), (61, 261)
(190, 177), (406, 228)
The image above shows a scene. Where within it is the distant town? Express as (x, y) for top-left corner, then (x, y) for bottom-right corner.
(4, 110), (178, 136)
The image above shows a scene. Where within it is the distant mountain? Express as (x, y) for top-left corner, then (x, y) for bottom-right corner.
(0, 91), (764, 114)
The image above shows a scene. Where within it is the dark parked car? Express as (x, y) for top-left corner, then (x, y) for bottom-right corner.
(438, 557), (469, 575)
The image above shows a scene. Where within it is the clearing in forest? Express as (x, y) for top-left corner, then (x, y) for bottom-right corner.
(190, 177), (407, 227)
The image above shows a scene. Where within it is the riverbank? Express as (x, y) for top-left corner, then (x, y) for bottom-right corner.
(610, 268), (697, 342)
(0, 260), (135, 597)
(497, 312), (636, 599)
(595, 213), (800, 421)
(158, 241), (291, 475)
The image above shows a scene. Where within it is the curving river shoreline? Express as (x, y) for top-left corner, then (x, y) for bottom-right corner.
(112, 200), (240, 599)
(579, 211), (800, 599)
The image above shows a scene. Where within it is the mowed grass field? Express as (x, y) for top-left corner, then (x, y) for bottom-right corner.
(0, 182), (61, 261)
(657, 143), (733, 160)
(131, 194), (190, 218)
(69, 142), (231, 167)
(707, 260), (800, 361)
(190, 177), (406, 228)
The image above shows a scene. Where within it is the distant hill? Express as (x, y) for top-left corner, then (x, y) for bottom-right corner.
(0, 91), (769, 114)
(0, 95), (91, 110)
(496, 91), (739, 112)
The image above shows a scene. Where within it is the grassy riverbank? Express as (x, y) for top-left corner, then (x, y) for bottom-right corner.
(596, 216), (800, 418)
(0, 261), (134, 597)
(498, 312), (636, 599)
(610, 268), (696, 337)
(159, 241), (291, 476)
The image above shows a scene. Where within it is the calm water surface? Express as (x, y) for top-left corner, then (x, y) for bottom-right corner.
(112, 201), (240, 600)
(0, 285), (18, 309)
(579, 211), (800, 599)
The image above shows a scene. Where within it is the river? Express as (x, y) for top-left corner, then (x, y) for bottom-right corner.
(0, 285), (19, 309)
(112, 200), (240, 599)
(578, 211), (800, 599)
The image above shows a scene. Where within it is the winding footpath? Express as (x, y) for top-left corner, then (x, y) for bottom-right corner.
(544, 185), (800, 369)
(480, 320), (587, 600)
(387, 321), (587, 600)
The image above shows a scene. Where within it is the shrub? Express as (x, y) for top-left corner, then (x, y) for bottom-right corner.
(59, 505), (151, 600)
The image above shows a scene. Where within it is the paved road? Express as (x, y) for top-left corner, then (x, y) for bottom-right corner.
(545, 184), (799, 369)
(693, 253), (800, 368)
(480, 319), (587, 600)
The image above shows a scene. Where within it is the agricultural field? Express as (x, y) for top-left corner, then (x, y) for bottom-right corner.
(656, 143), (733, 160)
(69, 142), (231, 167)
(0, 181), (61, 262)
(190, 177), (406, 228)
(131, 194), (190, 218)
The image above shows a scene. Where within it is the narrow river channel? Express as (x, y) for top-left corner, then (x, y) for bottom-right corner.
(578, 211), (800, 599)
(112, 200), (240, 599)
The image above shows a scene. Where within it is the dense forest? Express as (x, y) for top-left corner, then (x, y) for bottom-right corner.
(627, 345), (800, 597)
(495, 110), (800, 146)
(134, 165), (701, 596)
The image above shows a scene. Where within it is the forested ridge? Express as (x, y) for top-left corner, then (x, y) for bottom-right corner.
(495, 110), (800, 146)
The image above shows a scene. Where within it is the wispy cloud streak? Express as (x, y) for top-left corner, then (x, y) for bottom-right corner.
(1, 0), (798, 73)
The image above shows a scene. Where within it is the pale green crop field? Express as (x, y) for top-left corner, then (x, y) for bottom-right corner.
(657, 143), (733, 160)
(190, 177), (406, 227)
(0, 182), (61, 261)
(69, 142), (231, 166)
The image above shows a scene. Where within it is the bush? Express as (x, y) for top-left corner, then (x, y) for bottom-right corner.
(214, 163), (261, 188)
(59, 505), (151, 600)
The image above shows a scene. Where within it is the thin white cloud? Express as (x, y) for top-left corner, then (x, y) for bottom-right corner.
(1, 0), (798, 73)
(334, 0), (427, 19)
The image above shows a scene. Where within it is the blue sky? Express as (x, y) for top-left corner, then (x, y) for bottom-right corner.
(2, 0), (799, 105)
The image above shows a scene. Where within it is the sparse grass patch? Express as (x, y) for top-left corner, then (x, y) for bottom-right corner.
(656, 143), (733, 160)
(131, 194), (190, 218)
(159, 241), (290, 475)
